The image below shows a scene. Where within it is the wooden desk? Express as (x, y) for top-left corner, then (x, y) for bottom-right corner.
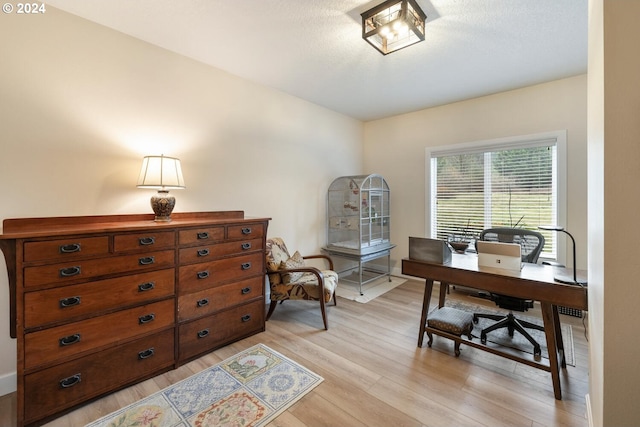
(402, 254), (588, 400)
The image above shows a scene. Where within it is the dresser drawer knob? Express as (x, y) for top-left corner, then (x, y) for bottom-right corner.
(138, 282), (155, 292)
(138, 313), (155, 324)
(197, 232), (210, 240)
(138, 256), (155, 266)
(59, 296), (81, 308)
(197, 270), (210, 280)
(59, 373), (81, 389)
(241, 314), (251, 322)
(197, 329), (210, 338)
(59, 266), (81, 278)
(197, 298), (209, 307)
(197, 248), (210, 257)
(241, 227), (252, 235)
(59, 243), (81, 254)
(241, 262), (252, 270)
(241, 287), (251, 295)
(241, 242), (252, 250)
(138, 347), (155, 360)
(139, 236), (156, 246)
(59, 333), (81, 347)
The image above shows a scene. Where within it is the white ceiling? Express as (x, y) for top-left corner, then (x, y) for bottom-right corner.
(44, 0), (588, 121)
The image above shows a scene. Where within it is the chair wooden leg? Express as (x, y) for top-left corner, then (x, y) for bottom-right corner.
(320, 297), (328, 330)
(266, 300), (278, 321)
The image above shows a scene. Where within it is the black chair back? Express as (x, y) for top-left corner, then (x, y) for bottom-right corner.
(477, 228), (545, 264)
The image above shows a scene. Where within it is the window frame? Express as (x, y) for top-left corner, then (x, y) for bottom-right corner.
(424, 130), (567, 264)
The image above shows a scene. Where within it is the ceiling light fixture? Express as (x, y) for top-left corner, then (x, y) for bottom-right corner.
(361, 0), (427, 55)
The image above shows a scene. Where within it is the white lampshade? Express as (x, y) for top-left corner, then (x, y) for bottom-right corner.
(137, 155), (186, 189)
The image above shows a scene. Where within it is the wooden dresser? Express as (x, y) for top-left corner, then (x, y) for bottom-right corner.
(0, 211), (270, 427)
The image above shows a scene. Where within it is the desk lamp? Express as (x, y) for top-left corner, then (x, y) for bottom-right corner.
(538, 225), (587, 286)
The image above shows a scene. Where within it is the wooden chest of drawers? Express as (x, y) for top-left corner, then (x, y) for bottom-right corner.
(0, 211), (269, 427)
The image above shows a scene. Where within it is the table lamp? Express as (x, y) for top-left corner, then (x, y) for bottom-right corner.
(137, 154), (185, 222)
(538, 225), (587, 286)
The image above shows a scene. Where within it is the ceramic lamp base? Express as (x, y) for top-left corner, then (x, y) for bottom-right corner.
(150, 191), (175, 222)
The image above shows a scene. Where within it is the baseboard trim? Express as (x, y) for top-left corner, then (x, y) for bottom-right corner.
(0, 371), (16, 397)
(586, 393), (593, 427)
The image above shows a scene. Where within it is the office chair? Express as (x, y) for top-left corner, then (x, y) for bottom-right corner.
(473, 228), (545, 356)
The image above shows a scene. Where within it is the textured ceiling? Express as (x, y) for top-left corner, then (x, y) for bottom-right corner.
(44, 0), (588, 121)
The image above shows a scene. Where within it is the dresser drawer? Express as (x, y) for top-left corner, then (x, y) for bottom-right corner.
(227, 223), (265, 240)
(114, 231), (175, 252)
(178, 226), (225, 246)
(24, 236), (109, 263)
(178, 300), (264, 362)
(24, 269), (175, 329)
(178, 276), (263, 321)
(178, 238), (263, 264)
(23, 328), (174, 425)
(24, 250), (175, 288)
(25, 299), (175, 369)
(179, 252), (264, 294)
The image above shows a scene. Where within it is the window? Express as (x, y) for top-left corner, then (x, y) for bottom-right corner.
(426, 131), (566, 260)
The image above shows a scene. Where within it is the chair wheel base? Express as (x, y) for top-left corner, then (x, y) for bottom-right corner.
(533, 345), (542, 356)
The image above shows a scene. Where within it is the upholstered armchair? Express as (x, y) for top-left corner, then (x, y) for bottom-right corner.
(265, 237), (338, 329)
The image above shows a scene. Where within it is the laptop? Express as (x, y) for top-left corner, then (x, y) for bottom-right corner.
(476, 240), (522, 271)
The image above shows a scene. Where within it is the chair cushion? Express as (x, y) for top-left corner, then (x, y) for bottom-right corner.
(266, 238), (291, 285)
(427, 307), (474, 336)
(270, 270), (338, 303)
(279, 251), (305, 283)
(266, 238), (290, 272)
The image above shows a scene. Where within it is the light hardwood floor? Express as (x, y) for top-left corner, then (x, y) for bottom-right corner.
(0, 279), (589, 427)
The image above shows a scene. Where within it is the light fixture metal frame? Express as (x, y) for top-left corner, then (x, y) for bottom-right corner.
(361, 0), (427, 55)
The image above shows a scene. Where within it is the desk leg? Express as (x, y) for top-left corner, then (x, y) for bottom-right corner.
(541, 302), (562, 400)
(438, 282), (447, 308)
(552, 305), (566, 368)
(418, 279), (434, 348)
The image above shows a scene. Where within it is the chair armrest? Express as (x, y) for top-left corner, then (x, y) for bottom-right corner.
(303, 254), (334, 270)
(277, 266), (326, 294)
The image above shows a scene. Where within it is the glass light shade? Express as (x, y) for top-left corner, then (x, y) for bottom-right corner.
(361, 0), (426, 55)
(137, 155), (185, 222)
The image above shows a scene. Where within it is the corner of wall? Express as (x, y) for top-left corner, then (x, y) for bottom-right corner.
(0, 371), (16, 397)
(586, 393), (594, 427)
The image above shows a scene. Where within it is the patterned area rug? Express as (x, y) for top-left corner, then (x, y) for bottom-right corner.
(335, 275), (406, 303)
(85, 344), (323, 427)
(445, 298), (575, 366)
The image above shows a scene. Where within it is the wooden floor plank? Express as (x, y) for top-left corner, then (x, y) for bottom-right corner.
(0, 279), (589, 427)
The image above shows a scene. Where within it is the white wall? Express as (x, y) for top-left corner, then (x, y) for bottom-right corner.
(587, 0), (604, 424)
(363, 75), (588, 274)
(0, 7), (363, 394)
(588, 1), (640, 425)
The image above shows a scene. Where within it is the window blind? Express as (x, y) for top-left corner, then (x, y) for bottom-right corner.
(430, 141), (558, 258)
